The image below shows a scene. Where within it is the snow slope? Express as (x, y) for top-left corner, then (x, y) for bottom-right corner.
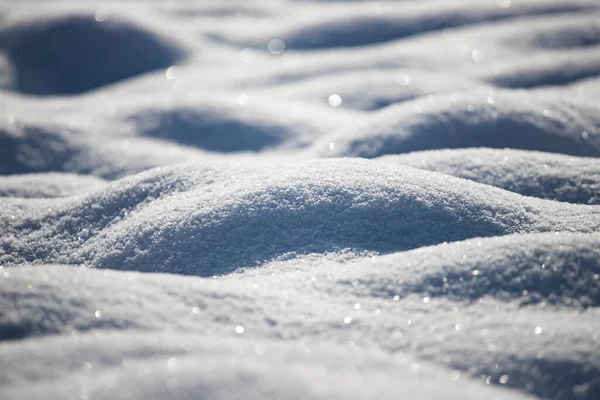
(1, 1), (599, 399)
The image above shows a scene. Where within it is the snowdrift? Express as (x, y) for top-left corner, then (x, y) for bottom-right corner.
(1, 1), (599, 399)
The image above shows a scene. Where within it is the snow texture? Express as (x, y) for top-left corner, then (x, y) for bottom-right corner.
(378, 148), (600, 204)
(1, 1), (600, 400)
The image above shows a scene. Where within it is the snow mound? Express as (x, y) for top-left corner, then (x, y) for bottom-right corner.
(378, 148), (600, 204)
(489, 52), (600, 89)
(212, 0), (597, 50)
(269, 70), (480, 111)
(0, 115), (208, 179)
(4, 233), (598, 337)
(2, 232), (599, 399)
(0, 330), (534, 400)
(0, 173), (106, 198)
(324, 232), (600, 308)
(0, 13), (184, 95)
(122, 96), (313, 153)
(313, 91), (600, 158)
(0, 122), (84, 175)
(504, 14), (600, 50)
(130, 106), (291, 152)
(2, 159), (599, 276)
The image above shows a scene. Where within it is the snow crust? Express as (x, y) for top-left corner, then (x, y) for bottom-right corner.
(1, 1), (600, 399)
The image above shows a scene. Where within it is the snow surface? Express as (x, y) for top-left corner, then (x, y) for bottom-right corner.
(378, 148), (600, 204)
(1, 1), (600, 399)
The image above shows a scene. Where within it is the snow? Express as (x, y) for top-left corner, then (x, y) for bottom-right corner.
(0, 13), (184, 95)
(2, 233), (599, 399)
(379, 148), (600, 204)
(312, 91), (600, 158)
(0, 329), (536, 400)
(1, 1), (600, 399)
(2, 159), (600, 277)
(0, 173), (106, 198)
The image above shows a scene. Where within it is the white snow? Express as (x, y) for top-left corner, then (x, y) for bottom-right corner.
(378, 148), (600, 204)
(1, 1), (599, 399)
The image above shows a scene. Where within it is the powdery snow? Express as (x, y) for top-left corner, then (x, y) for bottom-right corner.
(378, 148), (600, 204)
(1, 1), (599, 399)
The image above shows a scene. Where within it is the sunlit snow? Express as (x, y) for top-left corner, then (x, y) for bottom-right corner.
(1, 1), (599, 399)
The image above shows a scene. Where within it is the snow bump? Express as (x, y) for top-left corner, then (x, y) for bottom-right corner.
(0, 14), (185, 95)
